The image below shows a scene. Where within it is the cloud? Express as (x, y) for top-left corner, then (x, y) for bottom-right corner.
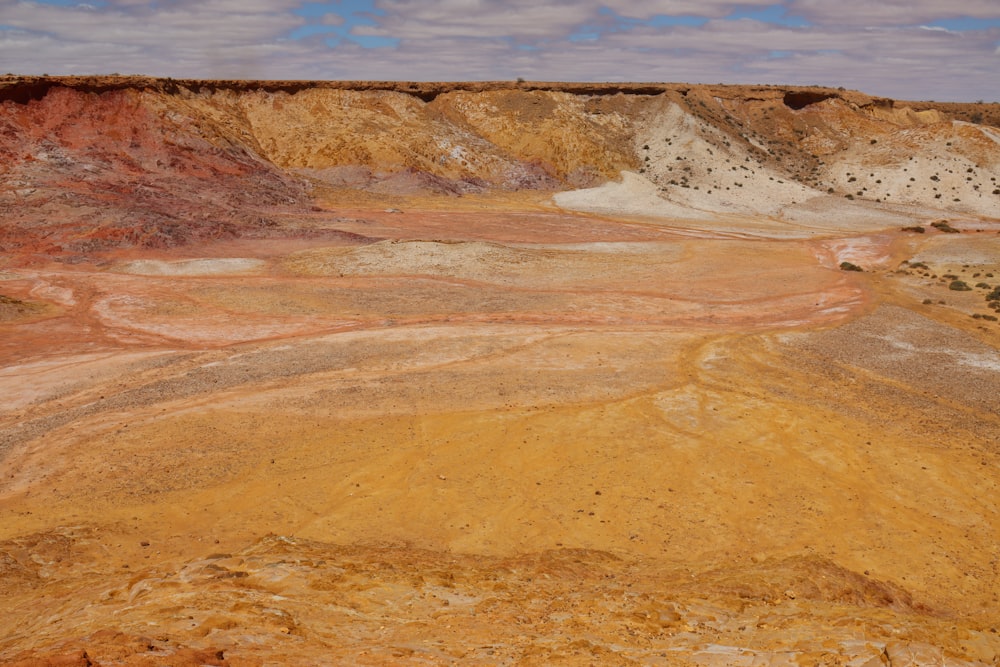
(0, 0), (317, 77)
(366, 1), (592, 40)
(788, 0), (1000, 26)
(0, 0), (997, 100)
(365, 0), (779, 41)
(603, 0), (777, 19)
(1, 0), (306, 47)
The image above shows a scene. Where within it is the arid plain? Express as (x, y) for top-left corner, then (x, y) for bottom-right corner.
(1, 77), (999, 666)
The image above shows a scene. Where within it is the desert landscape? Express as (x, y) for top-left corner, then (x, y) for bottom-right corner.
(1, 76), (999, 666)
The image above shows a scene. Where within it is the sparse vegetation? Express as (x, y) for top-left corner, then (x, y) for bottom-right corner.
(948, 280), (972, 291)
(930, 221), (959, 233)
(0, 293), (44, 319)
(839, 261), (863, 272)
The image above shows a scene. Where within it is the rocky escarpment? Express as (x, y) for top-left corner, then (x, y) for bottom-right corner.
(0, 84), (311, 256)
(4, 75), (997, 122)
(1, 76), (998, 259)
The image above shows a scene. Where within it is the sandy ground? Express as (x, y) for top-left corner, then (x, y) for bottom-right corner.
(1, 196), (1000, 665)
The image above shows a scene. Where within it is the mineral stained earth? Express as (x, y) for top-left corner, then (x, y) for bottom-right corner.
(1, 76), (999, 666)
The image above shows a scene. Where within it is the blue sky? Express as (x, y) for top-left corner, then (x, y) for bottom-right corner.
(1, 0), (998, 100)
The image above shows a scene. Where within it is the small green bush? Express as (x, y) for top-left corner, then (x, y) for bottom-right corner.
(949, 280), (972, 291)
(840, 262), (863, 272)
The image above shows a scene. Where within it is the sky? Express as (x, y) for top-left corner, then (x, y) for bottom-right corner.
(0, 0), (998, 101)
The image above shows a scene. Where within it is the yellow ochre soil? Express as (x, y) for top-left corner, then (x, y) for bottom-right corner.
(2, 197), (999, 666)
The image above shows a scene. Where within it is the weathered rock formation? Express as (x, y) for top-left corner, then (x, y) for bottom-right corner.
(2, 76), (998, 259)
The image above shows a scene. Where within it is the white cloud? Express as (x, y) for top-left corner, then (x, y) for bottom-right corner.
(367, 0), (782, 40)
(1, 0), (306, 47)
(0, 0), (997, 100)
(369, 0), (592, 39)
(788, 0), (1000, 25)
(597, 0), (777, 19)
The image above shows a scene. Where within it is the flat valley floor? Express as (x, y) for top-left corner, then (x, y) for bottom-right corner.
(2, 193), (1000, 666)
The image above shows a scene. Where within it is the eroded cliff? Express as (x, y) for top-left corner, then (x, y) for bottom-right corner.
(2, 76), (998, 259)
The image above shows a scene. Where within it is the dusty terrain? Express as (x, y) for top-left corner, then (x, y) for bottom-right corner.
(1, 77), (1000, 666)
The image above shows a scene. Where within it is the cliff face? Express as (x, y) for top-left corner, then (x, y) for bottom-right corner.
(2, 76), (998, 255)
(0, 85), (308, 254)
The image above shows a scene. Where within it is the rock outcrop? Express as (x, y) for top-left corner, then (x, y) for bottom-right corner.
(2, 76), (998, 258)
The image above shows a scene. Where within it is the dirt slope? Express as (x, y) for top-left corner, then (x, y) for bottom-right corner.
(2, 76), (998, 261)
